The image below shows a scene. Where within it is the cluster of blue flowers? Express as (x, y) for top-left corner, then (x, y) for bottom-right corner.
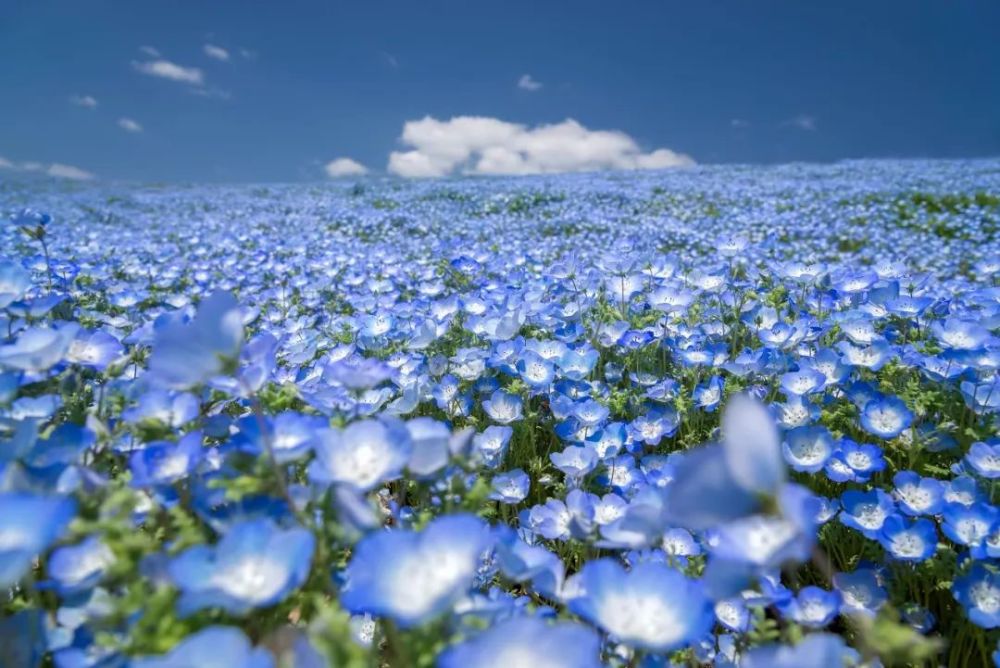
(1, 160), (999, 667)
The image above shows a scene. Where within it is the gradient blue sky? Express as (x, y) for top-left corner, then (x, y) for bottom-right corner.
(1, 1), (998, 182)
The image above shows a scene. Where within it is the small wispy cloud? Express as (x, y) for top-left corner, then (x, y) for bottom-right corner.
(204, 44), (230, 62)
(0, 157), (97, 181)
(133, 59), (205, 86)
(190, 86), (232, 100)
(379, 50), (399, 68)
(70, 94), (98, 109)
(517, 74), (543, 91)
(324, 157), (369, 178)
(47, 163), (96, 180)
(730, 118), (750, 129)
(139, 45), (161, 58)
(118, 117), (143, 133)
(1, 154), (95, 180)
(783, 115), (817, 131)
(239, 48), (257, 61)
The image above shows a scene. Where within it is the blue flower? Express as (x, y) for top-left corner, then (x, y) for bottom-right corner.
(941, 502), (997, 554)
(837, 439), (886, 481)
(482, 389), (523, 424)
(742, 633), (858, 668)
(782, 426), (835, 473)
(492, 526), (564, 598)
(619, 329), (654, 350)
(233, 411), (325, 463)
(307, 417), (412, 491)
(692, 375), (724, 411)
(806, 348), (851, 387)
(962, 379), (1000, 414)
(839, 489), (896, 539)
(222, 332), (277, 396)
(471, 425), (513, 468)
(66, 330), (124, 372)
(0, 260), (32, 309)
(558, 347), (599, 381)
(0, 493), (76, 587)
(324, 355), (394, 390)
(953, 565), (1000, 629)
(129, 431), (205, 487)
(148, 291), (245, 389)
(944, 476), (984, 506)
(20, 422), (95, 470)
(780, 369), (827, 397)
(662, 445), (759, 530)
(781, 586), (841, 628)
(833, 568), (887, 617)
(123, 390), (200, 428)
(837, 339), (893, 371)
(44, 536), (115, 596)
(714, 597), (750, 632)
(359, 311), (395, 343)
(710, 484), (818, 569)
(627, 410), (678, 447)
(965, 441), (1000, 479)
(586, 422), (627, 459)
(341, 514), (490, 628)
(132, 626), (274, 668)
(438, 616), (601, 668)
(489, 469), (530, 504)
(661, 527), (700, 560)
(721, 394), (785, 495)
(550, 444), (598, 481)
(892, 470), (945, 516)
(167, 519), (314, 616)
(10, 208), (51, 229)
(877, 515), (937, 562)
(859, 395), (913, 439)
(931, 318), (990, 352)
(572, 398), (610, 428)
(0, 325), (77, 371)
(405, 417), (452, 477)
(527, 498), (572, 541)
(568, 559), (713, 652)
(516, 351), (555, 390)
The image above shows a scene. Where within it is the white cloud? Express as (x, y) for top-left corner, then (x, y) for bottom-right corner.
(204, 44), (230, 61)
(324, 157), (369, 178)
(70, 94), (98, 109)
(387, 116), (694, 178)
(517, 74), (543, 91)
(379, 51), (399, 68)
(0, 156), (96, 180)
(118, 117), (143, 133)
(139, 45), (161, 58)
(190, 86), (232, 100)
(783, 115), (817, 131)
(133, 59), (204, 86)
(47, 163), (96, 180)
(239, 48), (257, 60)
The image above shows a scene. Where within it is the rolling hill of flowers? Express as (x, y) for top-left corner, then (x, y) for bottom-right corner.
(2, 159), (1000, 667)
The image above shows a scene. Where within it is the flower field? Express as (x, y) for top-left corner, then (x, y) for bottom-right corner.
(2, 159), (1000, 667)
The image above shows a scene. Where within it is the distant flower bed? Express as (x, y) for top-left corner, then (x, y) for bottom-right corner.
(1, 160), (999, 667)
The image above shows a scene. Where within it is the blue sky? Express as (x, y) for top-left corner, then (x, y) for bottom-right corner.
(1, 1), (998, 182)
